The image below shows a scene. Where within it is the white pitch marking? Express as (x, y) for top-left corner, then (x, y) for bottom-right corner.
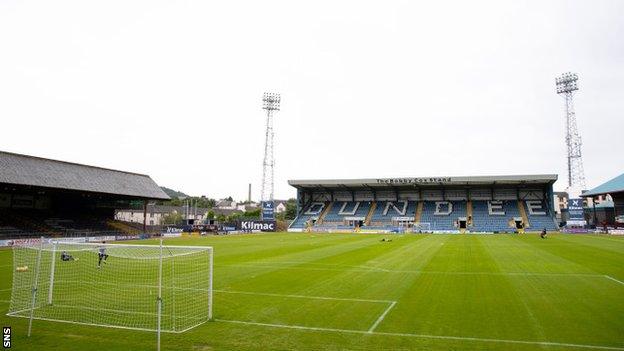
(216, 319), (624, 350)
(214, 289), (393, 303)
(7, 314), (199, 334)
(8, 304), (206, 333)
(604, 275), (624, 286)
(368, 301), (396, 333)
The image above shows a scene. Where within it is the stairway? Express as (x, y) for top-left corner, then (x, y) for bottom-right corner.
(316, 202), (333, 225)
(414, 201), (424, 223)
(365, 201), (377, 226)
(467, 201), (473, 226)
(517, 201), (530, 228)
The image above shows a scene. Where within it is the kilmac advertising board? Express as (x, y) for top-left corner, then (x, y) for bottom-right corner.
(239, 220), (276, 232)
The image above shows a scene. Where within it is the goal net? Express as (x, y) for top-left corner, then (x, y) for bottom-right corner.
(409, 223), (431, 233)
(8, 240), (213, 334)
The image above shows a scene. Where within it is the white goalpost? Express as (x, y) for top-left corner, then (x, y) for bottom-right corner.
(7, 238), (213, 350)
(410, 223), (432, 233)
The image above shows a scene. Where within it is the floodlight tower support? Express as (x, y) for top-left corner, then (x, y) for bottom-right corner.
(556, 72), (586, 194)
(260, 92), (280, 210)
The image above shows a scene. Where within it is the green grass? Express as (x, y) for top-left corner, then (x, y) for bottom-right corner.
(1, 233), (624, 350)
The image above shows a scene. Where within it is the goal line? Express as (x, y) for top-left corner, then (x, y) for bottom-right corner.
(216, 319), (624, 351)
(7, 238), (214, 351)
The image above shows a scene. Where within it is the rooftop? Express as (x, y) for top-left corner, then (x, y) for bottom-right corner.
(289, 174), (558, 190)
(0, 151), (169, 200)
(582, 173), (624, 197)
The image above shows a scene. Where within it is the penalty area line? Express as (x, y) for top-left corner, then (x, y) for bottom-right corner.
(368, 301), (396, 333)
(216, 319), (624, 350)
(604, 275), (624, 286)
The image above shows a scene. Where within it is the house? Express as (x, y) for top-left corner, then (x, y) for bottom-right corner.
(216, 199), (237, 210)
(115, 205), (210, 226)
(237, 202), (259, 212)
(273, 200), (290, 213)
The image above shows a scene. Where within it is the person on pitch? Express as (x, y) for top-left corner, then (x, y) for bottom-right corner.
(97, 242), (109, 268)
(61, 250), (77, 261)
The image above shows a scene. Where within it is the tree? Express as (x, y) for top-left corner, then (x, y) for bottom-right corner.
(276, 211), (286, 221)
(242, 208), (261, 219)
(162, 212), (183, 225)
(160, 187), (190, 198)
(159, 196), (215, 209)
(227, 213), (242, 222)
(168, 198), (183, 206)
(285, 199), (297, 220)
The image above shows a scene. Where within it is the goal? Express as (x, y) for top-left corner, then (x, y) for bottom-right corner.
(410, 222), (432, 233)
(7, 239), (213, 341)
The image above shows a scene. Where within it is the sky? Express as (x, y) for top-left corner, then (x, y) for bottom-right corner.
(1, 0), (623, 201)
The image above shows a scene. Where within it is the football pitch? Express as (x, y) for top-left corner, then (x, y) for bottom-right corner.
(1, 233), (624, 351)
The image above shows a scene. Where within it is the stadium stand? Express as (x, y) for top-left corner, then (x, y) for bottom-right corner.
(581, 172), (624, 228)
(370, 201), (417, 226)
(0, 151), (169, 239)
(288, 175), (559, 233)
(419, 201), (466, 231)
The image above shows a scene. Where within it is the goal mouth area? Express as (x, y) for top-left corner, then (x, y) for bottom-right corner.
(8, 241), (214, 336)
(6, 309), (208, 334)
(13, 242), (213, 260)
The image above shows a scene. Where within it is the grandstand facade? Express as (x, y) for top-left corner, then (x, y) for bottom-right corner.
(0, 151), (169, 239)
(288, 175), (559, 233)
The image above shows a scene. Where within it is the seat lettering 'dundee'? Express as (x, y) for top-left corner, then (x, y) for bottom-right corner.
(488, 201), (505, 215)
(304, 203), (325, 215)
(383, 201), (407, 216)
(434, 202), (453, 215)
(525, 201), (546, 215)
(338, 202), (360, 215)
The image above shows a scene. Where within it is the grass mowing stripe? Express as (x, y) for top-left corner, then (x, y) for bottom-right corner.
(2, 234), (623, 350)
(219, 234), (381, 265)
(481, 235), (550, 341)
(216, 318), (624, 351)
(214, 289), (394, 303)
(218, 263), (607, 277)
(583, 236), (624, 244)
(556, 235), (624, 257)
(535, 236), (624, 273)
